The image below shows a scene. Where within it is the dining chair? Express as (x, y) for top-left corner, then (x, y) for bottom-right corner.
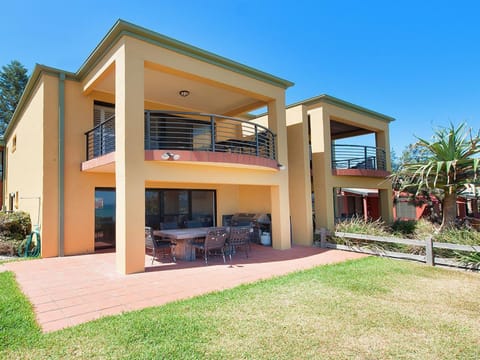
(227, 226), (251, 261)
(145, 226), (176, 264)
(191, 227), (228, 264)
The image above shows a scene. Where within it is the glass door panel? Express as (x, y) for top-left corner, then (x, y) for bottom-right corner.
(95, 188), (116, 250)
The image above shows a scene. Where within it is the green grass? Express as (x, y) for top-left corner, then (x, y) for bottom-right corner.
(1, 257), (480, 359)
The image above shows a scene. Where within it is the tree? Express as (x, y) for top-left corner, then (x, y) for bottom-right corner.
(0, 60), (28, 135)
(390, 148), (400, 172)
(392, 122), (480, 230)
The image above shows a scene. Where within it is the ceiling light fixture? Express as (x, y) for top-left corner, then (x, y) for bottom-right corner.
(179, 90), (190, 97)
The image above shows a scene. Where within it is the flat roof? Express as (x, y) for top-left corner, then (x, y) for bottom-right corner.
(5, 20), (294, 138)
(287, 94), (395, 123)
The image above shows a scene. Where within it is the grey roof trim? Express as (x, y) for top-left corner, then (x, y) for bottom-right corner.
(287, 94), (395, 122)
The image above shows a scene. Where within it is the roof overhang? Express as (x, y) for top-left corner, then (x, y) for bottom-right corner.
(77, 19), (294, 89)
(287, 94), (395, 123)
(5, 19), (294, 140)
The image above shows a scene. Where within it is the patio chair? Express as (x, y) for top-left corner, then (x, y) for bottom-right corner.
(227, 226), (251, 261)
(191, 227), (228, 264)
(145, 226), (176, 264)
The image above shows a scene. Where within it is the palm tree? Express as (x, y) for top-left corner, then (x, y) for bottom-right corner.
(393, 122), (480, 230)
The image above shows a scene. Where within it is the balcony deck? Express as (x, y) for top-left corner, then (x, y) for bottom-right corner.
(331, 144), (389, 177)
(83, 111), (278, 171)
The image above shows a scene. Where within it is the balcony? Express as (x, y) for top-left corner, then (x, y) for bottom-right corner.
(331, 144), (388, 177)
(84, 111), (277, 169)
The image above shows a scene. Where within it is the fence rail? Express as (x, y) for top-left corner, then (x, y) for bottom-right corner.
(316, 229), (480, 268)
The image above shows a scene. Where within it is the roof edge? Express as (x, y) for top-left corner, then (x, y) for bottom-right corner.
(4, 65), (75, 139)
(287, 94), (395, 122)
(76, 19), (294, 89)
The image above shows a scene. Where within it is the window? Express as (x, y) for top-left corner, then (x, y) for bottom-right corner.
(94, 101), (115, 126)
(145, 189), (216, 230)
(93, 101), (115, 157)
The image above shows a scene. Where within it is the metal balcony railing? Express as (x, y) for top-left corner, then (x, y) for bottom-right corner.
(85, 111), (276, 161)
(331, 144), (386, 171)
(85, 115), (115, 160)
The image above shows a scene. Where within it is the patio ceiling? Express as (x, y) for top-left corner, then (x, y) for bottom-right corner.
(92, 66), (266, 116)
(330, 119), (373, 140)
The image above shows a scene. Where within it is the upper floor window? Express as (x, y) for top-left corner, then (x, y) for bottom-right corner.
(94, 101), (115, 126)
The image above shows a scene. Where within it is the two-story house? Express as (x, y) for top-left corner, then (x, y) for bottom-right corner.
(3, 20), (293, 274)
(3, 20), (394, 274)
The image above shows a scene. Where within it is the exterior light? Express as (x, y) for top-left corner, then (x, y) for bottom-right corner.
(277, 163), (286, 170)
(161, 152), (180, 160)
(179, 90), (190, 97)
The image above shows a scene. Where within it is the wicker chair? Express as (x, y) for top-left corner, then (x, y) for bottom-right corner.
(192, 227), (227, 264)
(227, 226), (251, 261)
(145, 226), (176, 264)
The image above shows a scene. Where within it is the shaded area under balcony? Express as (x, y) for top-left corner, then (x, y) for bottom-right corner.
(82, 111), (278, 171)
(331, 144), (389, 177)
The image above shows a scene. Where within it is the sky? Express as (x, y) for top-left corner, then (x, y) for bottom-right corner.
(1, 0), (479, 155)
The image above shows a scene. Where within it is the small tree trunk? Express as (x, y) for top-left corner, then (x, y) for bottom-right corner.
(440, 191), (457, 230)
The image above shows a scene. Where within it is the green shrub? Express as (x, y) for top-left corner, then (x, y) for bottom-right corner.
(433, 227), (480, 245)
(0, 211), (32, 255)
(334, 216), (389, 236)
(391, 220), (417, 236)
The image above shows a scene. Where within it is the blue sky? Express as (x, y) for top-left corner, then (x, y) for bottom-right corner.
(1, 1), (479, 155)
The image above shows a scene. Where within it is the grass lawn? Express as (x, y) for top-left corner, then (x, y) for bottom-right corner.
(1, 257), (479, 359)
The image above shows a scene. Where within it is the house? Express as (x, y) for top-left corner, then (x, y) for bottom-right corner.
(3, 20), (294, 274)
(3, 20), (396, 273)
(254, 95), (394, 243)
(285, 95), (394, 242)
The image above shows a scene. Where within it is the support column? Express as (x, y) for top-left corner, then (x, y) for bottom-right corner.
(379, 188), (393, 224)
(268, 95), (291, 249)
(363, 196), (368, 221)
(286, 105), (313, 245)
(310, 107), (335, 229)
(115, 40), (145, 274)
(375, 129), (391, 171)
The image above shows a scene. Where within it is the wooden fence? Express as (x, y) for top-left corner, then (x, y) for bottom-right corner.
(316, 228), (480, 268)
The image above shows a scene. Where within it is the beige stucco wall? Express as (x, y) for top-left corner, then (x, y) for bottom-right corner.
(64, 80), (116, 255)
(4, 78), (45, 250)
(4, 74), (63, 257)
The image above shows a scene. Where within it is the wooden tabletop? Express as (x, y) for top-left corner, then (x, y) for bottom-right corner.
(154, 227), (210, 240)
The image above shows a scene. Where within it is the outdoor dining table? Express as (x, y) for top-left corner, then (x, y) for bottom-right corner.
(153, 227), (210, 261)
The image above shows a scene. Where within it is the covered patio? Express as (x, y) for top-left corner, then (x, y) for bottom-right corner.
(3, 246), (366, 332)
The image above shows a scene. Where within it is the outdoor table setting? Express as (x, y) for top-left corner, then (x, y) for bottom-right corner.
(154, 227), (210, 261)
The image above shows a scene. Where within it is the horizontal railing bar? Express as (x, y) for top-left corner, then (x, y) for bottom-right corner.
(86, 110), (276, 161)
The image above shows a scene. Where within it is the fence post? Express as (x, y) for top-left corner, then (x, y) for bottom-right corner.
(425, 236), (434, 266)
(320, 228), (327, 248)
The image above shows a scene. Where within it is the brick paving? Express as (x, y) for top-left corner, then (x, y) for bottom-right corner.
(3, 245), (366, 332)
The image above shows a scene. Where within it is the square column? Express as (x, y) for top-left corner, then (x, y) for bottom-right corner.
(379, 188), (394, 224)
(375, 129), (391, 171)
(310, 107), (335, 229)
(115, 41), (146, 274)
(268, 96), (291, 249)
(286, 105), (313, 245)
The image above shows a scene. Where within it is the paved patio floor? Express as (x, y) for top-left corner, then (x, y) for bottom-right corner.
(3, 245), (366, 332)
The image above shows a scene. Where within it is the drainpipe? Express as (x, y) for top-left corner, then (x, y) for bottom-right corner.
(58, 73), (65, 256)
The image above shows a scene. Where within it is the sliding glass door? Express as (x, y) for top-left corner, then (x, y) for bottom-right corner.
(145, 189), (216, 230)
(94, 188), (116, 250)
